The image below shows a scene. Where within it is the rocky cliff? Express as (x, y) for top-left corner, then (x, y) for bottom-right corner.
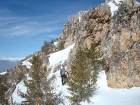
(59, 0), (140, 88)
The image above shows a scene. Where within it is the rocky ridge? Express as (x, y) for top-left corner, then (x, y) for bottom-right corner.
(60, 0), (140, 88)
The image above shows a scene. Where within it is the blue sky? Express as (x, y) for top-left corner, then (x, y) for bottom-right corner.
(0, 0), (108, 58)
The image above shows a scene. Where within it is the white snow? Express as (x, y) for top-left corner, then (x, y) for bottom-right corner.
(22, 58), (32, 69)
(54, 42), (58, 46)
(107, 0), (123, 16)
(50, 70), (140, 105)
(12, 80), (27, 104)
(79, 16), (81, 22)
(0, 71), (7, 75)
(80, 71), (140, 105)
(11, 43), (140, 105)
(49, 43), (75, 67)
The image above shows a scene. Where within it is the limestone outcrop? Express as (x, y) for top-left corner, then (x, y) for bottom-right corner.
(103, 2), (140, 88)
(60, 0), (140, 88)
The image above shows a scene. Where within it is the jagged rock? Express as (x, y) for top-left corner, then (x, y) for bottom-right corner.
(63, 0), (140, 88)
(103, 1), (140, 88)
(59, 11), (88, 48)
(125, 0), (136, 6)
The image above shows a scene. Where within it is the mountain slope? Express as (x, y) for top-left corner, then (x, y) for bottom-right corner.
(4, 0), (140, 104)
(11, 44), (140, 105)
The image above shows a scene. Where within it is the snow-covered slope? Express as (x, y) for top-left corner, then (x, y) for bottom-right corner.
(11, 43), (140, 105)
(49, 43), (75, 67)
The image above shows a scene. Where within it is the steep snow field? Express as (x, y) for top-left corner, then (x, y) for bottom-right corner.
(10, 43), (140, 105)
(49, 44), (75, 67)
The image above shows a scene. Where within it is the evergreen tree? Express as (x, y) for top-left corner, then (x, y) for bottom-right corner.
(0, 74), (9, 105)
(67, 43), (107, 105)
(58, 41), (65, 51)
(41, 41), (53, 55)
(16, 65), (27, 83)
(18, 55), (61, 105)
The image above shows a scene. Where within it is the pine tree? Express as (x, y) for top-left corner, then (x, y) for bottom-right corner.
(67, 43), (107, 105)
(41, 41), (53, 55)
(18, 55), (61, 105)
(0, 74), (9, 105)
(58, 40), (65, 51)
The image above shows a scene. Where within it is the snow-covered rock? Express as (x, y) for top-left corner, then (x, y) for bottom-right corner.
(22, 57), (32, 69)
(107, 0), (124, 16)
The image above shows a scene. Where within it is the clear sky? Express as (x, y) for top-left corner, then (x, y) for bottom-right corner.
(0, 0), (112, 58)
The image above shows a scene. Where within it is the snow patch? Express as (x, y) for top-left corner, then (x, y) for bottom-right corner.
(49, 43), (75, 67)
(107, 1), (118, 16)
(0, 71), (7, 75)
(12, 80), (27, 104)
(79, 17), (81, 22)
(107, 0), (123, 16)
(54, 42), (58, 46)
(22, 58), (32, 69)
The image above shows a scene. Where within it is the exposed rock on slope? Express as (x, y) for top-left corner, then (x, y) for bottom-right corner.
(104, 2), (140, 88)
(60, 0), (140, 88)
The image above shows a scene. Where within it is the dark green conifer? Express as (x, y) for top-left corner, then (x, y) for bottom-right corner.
(58, 41), (65, 51)
(18, 55), (60, 105)
(67, 43), (107, 105)
(41, 41), (53, 55)
(0, 74), (9, 105)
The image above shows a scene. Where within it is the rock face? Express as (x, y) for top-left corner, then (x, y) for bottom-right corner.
(59, 11), (88, 48)
(103, 2), (140, 88)
(60, 0), (140, 88)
